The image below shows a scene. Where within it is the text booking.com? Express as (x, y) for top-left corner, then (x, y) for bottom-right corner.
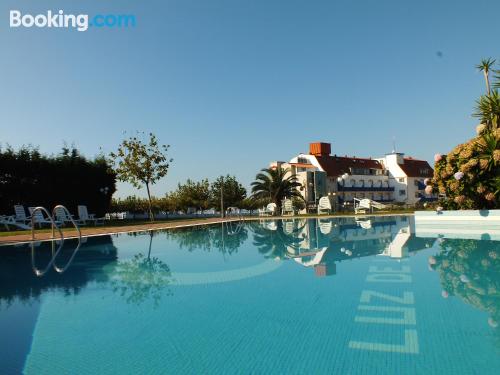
(9, 10), (136, 31)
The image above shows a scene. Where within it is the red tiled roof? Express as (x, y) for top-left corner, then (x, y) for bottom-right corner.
(399, 158), (433, 177)
(314, 155), (384, 177)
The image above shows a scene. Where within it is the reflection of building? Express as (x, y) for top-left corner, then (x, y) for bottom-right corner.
(263, 216), (435, 278)
(270, 142), (435, 209)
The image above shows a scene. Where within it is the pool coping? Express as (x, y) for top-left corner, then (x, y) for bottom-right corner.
(0, 212), (414, 245)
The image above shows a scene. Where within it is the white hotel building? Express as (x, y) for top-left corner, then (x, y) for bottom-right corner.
(270, 142), (435, 209)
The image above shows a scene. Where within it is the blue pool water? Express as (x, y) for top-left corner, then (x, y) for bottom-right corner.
(1, 215), (499, 374)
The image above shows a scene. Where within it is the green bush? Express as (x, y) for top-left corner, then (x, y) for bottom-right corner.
(430, 129), (500, 209)
(0, 146), (116, 216)
(427, 59), (500, 210)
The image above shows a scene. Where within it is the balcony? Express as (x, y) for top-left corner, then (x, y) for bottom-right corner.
(337, 184), (395, 192)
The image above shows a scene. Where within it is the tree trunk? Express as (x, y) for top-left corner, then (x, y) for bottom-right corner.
(484, 71), (490, 94)
(146, 182), (154, 221)
(147, 232), (153, 259)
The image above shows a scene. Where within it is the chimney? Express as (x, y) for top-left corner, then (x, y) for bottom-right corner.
(309, 142), (331, 156)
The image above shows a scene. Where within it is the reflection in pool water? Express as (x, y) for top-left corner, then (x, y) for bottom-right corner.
(0, 215), (499, 374)
(429, 238), (500, 334)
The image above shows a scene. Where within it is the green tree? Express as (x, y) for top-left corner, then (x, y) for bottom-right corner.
(173, 179), (210, 212)
(209, 175), (247, 211)
(251, 167), (302, 213)
(109, 132), (172, 221)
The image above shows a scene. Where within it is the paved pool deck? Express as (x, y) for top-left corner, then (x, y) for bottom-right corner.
(0, 212), (414, 245)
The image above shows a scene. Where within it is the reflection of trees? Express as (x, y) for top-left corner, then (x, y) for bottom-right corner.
(163, 223), (248, 255)
(111, 232), (173, 308)
(429, 238), (500, 346)
(111, 253), (173, 308)
(251, 221), (304, 259)
(0, 236), (118, 309)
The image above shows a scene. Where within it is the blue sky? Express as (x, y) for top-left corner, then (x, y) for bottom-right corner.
(1, 0), (498, 198)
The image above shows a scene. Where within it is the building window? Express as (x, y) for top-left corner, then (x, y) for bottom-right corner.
(399, 189), (406, 196)
(398, 178), (405, 183)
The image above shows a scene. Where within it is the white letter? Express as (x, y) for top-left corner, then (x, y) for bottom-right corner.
(22, 14), (35, 27)
(76, 15), (88, 31)
(34, 14), (47, 27)
(46, 11), (59, 27)
(10, 10), (21, 27)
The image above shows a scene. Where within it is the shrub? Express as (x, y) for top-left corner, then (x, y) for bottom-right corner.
(0, 146), (116, 216)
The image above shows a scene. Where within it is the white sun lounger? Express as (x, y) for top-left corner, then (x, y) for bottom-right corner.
(78, 205), (105, 226)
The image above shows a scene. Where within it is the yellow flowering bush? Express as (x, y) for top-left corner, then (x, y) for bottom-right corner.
(427, 60), (500, 210)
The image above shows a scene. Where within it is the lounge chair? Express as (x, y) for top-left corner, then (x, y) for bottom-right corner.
(14, 205), (31, 225)
(258, 203), (277, 216)
(78, 205), (105, 226)
(28, 207), (63, 228)
(281, 199), (296, 216)
(317, 197), (332, 215)
(1, 215), (30, 230)
(318, 219), (333, 235)
(54, 206), (84, 226)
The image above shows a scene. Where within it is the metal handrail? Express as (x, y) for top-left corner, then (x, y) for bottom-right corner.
(52, 205), (82, 241)
(31, 239), (64, 277)
(30, 205), (82, 276)
(31, 206), (63, 241)
(52, 239), (81, 273)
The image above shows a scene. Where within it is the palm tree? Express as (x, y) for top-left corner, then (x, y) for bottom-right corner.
(476, 58), (496, 94)
(251, 167), (302, 213)
(474, 90), (500, 130)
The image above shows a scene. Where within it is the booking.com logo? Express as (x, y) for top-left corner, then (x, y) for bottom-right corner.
(9, 10), (136, 31)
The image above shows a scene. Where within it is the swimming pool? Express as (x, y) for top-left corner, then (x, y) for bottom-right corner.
(1, 215), (499, 374)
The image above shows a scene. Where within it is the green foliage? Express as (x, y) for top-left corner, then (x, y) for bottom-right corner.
(0, 145), (116, 215)
(429, 239), (500, 343)
(209, 175), (247, 210)
(251, 167), (302, 211)
(172, 179), (210, 211)
(428, 59), (500, 210)
(110, 175), (251, 214)
(109, 132), (172, 220)
(110, 252), (173, 308)
(431, 131), (500, 209)
(292, 197), (306, 211)
(239, 197), (265, 211)
(164, 223), (248, 255)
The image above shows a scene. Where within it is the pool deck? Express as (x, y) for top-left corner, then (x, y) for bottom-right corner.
(0, 212), (414, 245)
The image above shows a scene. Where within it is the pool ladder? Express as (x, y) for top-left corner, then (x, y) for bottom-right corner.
(30, 205), (82, 276)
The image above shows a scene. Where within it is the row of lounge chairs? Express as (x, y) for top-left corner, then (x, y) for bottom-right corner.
(1, 205), (105, 230)
(258, 197), (333, 217)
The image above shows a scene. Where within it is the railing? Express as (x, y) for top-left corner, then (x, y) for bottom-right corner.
(52, 205), (82, 240)
(30, 205), (82, 276)
(31, 206), (63, 241)
(337, 184), (395, 192)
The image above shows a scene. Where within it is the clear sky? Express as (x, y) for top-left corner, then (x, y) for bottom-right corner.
(1, 0), (498, 198)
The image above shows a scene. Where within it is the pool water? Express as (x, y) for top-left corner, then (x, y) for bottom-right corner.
(1, 216), (499, 374)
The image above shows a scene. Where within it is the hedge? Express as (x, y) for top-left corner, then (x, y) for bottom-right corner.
(0, 146), (116, 216)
